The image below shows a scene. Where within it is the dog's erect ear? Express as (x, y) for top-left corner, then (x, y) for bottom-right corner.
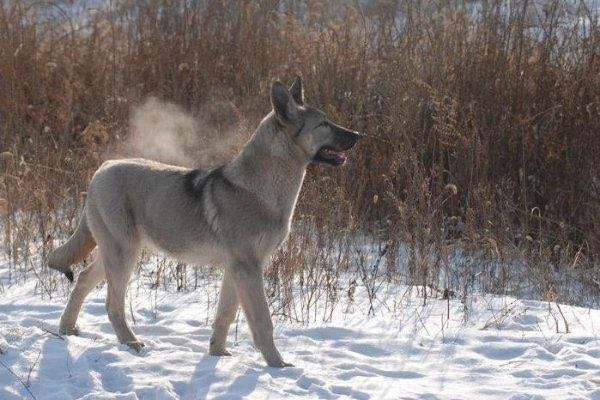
(289, 76), (304, 105)
(271, 81), (298, 123)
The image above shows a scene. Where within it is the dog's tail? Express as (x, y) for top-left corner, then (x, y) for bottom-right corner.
(48, 210), (96, 282)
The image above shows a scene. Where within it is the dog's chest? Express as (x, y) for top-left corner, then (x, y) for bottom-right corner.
(254, 217), (291, 256)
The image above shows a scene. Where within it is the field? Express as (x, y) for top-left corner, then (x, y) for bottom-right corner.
(1, 255), (599, 399)
(0, 0), (599, 399)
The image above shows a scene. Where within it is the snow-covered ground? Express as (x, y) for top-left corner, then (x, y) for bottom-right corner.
(1, 275), (598, 400)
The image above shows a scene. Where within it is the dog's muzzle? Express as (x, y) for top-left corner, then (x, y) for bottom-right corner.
(313, 122), (361, 166)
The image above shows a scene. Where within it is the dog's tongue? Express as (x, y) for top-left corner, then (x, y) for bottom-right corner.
(333, 151), (347, 163)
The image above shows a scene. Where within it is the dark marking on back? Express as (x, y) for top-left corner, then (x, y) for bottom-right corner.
(184, 166), (236, 200)
(184, 169), (209, 199)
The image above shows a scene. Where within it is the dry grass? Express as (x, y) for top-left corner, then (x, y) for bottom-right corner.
(1, 0), (599, 312)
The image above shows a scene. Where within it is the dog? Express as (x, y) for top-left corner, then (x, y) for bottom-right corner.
(48, 77), (360, 367)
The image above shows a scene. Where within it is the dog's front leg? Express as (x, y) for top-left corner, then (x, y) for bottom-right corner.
(230, 263), (292, 368)
(209, 270), (239, 356)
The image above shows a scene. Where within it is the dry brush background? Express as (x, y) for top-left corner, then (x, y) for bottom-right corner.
(0, 0), (599, 317)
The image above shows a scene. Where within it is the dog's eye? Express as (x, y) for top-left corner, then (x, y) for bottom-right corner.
(316, 121), (328, 129)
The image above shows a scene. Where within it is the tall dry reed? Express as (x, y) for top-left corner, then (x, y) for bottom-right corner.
(1, 0), (598, 311)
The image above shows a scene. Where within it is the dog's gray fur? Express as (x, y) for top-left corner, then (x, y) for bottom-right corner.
(48, 77), (359, 367)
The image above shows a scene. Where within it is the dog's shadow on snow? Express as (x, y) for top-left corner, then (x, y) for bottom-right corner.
(179, 354), (288, 399)
(215, 364), (303, 400)
(182, 352), (303, 399)
(215, 366), (262, 399)
(170, 352), (220, 399)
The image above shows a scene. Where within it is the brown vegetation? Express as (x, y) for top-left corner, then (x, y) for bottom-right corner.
(1, 0), (599, 311)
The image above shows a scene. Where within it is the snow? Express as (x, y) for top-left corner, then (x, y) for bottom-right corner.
(1, 261), (599, 400)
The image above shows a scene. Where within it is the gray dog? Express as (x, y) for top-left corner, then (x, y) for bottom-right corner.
(49, 77), (360, 367)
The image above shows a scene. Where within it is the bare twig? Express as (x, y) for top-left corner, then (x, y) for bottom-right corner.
(0, 359), (37, 400)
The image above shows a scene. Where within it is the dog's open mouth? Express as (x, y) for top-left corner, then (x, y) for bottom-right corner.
(314, 146), (348, 166)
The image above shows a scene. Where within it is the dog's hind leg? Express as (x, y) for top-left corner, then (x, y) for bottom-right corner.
(102, 241), (142, 351)
(87, 202), (142, 352)
(59, 254), (105, 335)
(209, 270), (239, 356)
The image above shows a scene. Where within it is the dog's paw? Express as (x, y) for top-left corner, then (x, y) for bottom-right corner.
(126, 341), (146, 353)
(59, 325), (80, 336)
(209, 348), (232, 356)
(267, 360), (294, 368)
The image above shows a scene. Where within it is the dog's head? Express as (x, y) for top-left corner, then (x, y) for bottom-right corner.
(270, 77), (360, 166)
